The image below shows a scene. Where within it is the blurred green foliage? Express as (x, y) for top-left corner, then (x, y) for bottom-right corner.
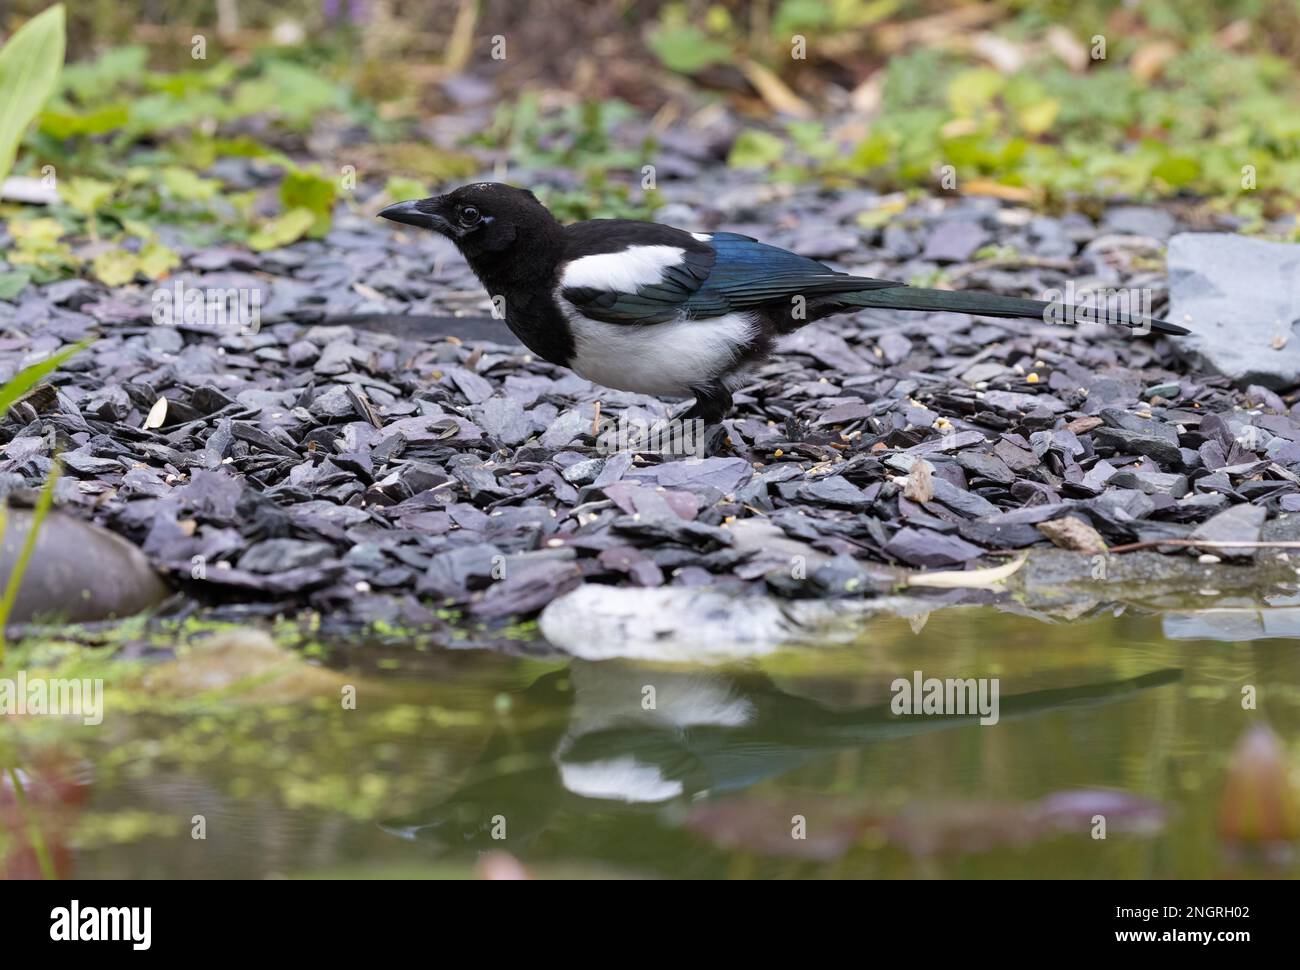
(2, 36), (398, 283)
(726, 41), (1299, 221)
(477, 94), (662, 219)
(634, 2), (1300, 220)
(1, 0), (1297, 297)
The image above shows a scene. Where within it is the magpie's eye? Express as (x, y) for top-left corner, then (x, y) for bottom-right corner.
(458, 205), (481, 228)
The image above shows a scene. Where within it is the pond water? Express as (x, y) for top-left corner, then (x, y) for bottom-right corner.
(4, 601), (1299, 879)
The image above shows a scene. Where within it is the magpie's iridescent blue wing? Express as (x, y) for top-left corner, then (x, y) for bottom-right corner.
(688, 232), (899, 311)
(558, 223), (901, 325)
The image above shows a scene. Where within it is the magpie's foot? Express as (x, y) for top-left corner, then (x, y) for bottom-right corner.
(699, 422), (730, 457)
(680, 382), (734, 425)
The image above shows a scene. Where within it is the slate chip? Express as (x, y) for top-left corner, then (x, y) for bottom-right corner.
(1188, 503), (1267, 560)
(1092, 427), (1184, 466)
(237, 538), (334, 573)
(795, 475), (871, 510)
(884, 527), (985, 567)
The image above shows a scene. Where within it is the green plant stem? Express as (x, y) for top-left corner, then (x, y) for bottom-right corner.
(0, 504), (6, 666)
(0, 462), (62, 661)
(5, 765), (57, 880)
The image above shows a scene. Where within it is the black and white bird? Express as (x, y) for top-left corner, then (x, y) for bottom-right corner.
(379, 182), (1187, 423)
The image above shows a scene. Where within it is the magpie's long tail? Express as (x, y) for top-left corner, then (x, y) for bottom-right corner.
(826, 286), (1189, 337)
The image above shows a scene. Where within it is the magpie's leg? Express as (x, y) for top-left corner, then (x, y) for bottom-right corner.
(675, 384), (733, 456)
(680, 383), (733, 424)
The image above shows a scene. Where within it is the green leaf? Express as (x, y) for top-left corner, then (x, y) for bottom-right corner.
(138, 240), (180, 280)
(121, 217), (156, 240)
(728, 130), (786, 169)
(1015, 98), (1060, 136)
(383, 176), (428, 203)
(773, 0), (834, 35)
(847, 129), (895, 173)
(248, 207), (315, 251)
(92, 249), (139, 286)
(60, 176), (114, 215)
(6, 217), (74, 279)
(59, 44), (146, 102)
(210, 135), (295, 170)
(0, 339), (84, 416)
(7, 216), (64, 245)
(39, 102), (128, 138)
(280, 167), (337, 237)
(787, 120), (837, 161)
(126, 91), (222, 136)
(1004, 76), (1059, 137)
(160, 166), (221, 201)
(647, 25), (731, 74)
(1151, 153), (1201, 188)
(0, 269), (31, 300)
(0, 4), (66, 182)
(254, 61), (348, 126)
(947, 68), (1003, 117)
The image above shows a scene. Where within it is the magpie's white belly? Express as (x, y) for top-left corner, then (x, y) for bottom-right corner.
(563, 310), (757, 398)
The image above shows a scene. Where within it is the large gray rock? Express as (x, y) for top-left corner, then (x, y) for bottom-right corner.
(0, 509), (170, 623)
(1168, 232), (1300, 389)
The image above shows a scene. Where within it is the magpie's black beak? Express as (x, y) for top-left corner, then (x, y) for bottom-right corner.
(378, 198), (450, 233)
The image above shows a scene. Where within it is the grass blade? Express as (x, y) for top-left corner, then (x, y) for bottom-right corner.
(0, 4), (66, 183)
(0, 339), (87, 418)
(0, 461), (61, 661)
(4, 765), (57, 879)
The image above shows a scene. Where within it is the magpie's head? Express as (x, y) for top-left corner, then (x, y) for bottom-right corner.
(378, 182), (557, 263)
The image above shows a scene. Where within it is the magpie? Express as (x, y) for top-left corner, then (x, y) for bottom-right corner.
(379, 183), (1188, 423)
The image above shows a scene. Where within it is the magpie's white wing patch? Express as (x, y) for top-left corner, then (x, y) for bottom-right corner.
(560, 245), (687, 294)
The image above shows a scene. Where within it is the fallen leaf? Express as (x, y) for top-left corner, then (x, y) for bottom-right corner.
(740, 59), (813, 118)
(143, 396), (168, 430)
(1045, 25), (1088, 71)
(903, 553), (1027, 589)
(1131, 40), (1178, 82)
(963, 180), (1036, 202)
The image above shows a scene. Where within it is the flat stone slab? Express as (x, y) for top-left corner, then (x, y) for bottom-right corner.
(1168, 232), (1300, 389)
